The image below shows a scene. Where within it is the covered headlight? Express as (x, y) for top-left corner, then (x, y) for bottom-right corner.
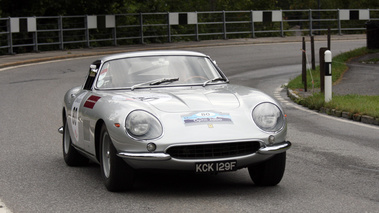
(125, 110), (163, 140)
(252, 102), (285, 132)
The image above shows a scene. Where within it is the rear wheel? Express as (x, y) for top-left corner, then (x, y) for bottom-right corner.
(248, 152), (286, 186)
(62, 119), (88, 166)
(100, 124), (134, 192)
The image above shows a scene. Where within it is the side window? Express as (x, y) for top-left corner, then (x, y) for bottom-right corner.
(96, 62), (112, 88)
(83, 61), (101, 90)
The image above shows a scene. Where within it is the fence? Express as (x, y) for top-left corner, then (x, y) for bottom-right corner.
(1, 9), (378, 55)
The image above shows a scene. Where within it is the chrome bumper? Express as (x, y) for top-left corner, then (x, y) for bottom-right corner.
(58, 126), (64, 134)
(117, 141), (291, 161)
(117, 152), (171, 161)
(258, 141), (292, 155)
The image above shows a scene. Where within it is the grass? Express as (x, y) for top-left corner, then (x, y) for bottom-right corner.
(324, 95), (379, 118)
(287, 47), (379, 119)
(361, 57), (379, 64)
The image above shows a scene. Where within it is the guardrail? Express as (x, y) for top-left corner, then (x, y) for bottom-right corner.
(0, 9), (378, 55)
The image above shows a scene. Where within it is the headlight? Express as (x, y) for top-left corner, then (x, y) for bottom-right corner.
(125, 110), (163, 140)
(252, 102), (285, 132)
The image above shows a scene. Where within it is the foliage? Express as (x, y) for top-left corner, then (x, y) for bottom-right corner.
(1, 0), (379, 17)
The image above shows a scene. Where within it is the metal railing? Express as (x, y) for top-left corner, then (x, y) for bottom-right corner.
(0, 9), (378, 55)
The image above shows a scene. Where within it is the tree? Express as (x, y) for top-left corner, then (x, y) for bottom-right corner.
(1, 0), (378, 17)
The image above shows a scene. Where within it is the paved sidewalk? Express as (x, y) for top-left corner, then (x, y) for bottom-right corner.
(292, 51), (379, 97)
(333, 52), (379, 96)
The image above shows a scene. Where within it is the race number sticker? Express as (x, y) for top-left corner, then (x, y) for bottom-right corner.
(71, 92), (88, 142)
(182, 111), (233, 126)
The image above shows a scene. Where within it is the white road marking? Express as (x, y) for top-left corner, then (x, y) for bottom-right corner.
(0, 57), (95, 72)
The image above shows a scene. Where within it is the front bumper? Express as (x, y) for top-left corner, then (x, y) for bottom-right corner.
(117, 141), (291, 161)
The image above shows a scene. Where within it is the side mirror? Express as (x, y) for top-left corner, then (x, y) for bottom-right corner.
(89, 64), (98, 77)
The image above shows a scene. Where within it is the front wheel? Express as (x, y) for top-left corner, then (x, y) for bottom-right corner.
(100, 124), (135, 192)
(248, 152), (286, 186)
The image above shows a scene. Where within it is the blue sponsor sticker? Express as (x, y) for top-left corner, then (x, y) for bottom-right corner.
(182, 112), (233, 126)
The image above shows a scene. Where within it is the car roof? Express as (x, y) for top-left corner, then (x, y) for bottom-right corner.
(99, 50), (208, 62)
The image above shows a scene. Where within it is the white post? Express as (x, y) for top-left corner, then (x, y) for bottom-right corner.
(324, 50), (332, 102)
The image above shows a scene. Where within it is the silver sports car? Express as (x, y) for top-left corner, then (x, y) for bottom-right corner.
(59, 50), (291, 191)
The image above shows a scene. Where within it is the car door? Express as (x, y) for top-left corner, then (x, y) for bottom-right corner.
(79, 60), (102, 154)
(80, 91), (102, 155)
(69, 90), (89, 149)
(68, 60), (101, 151)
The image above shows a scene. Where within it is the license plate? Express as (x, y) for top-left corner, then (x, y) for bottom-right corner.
(195, 161), (237, 173)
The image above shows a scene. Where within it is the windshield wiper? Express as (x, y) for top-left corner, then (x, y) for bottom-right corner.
(131, 77), (179, 90)
(150, 77), (179, 85)
(202, 77), (227, 87)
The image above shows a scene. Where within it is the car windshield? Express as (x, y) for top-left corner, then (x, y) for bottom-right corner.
(95, 55), (224, 89)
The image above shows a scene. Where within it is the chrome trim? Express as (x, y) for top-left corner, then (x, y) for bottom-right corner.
(117, 141), (291, 161)
(258, 141), (291, 155)
(93, 53), (226, 91)
(117, 152), (171, 161)
(58, 126), (64, 134)
(125, 110), (164, 141)
(252, 102), (286, 134)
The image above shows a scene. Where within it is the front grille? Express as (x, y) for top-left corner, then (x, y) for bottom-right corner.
(166, 141), (261, 159)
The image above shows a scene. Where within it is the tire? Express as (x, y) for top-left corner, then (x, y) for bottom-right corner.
(248, 152), (286, 186)
(100, 124), (134, 192)
(63, 119), (89, 166)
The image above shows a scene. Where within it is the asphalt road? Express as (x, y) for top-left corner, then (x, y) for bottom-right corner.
(1, 39), (378, 212)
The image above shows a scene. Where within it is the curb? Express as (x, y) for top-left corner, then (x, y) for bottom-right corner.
(287, 88), (379, 126)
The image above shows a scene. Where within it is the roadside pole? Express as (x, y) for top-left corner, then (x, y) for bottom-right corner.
(302, 37), (307, 92)
(324, 50), (332, 102)
(311, 36), (315, 70)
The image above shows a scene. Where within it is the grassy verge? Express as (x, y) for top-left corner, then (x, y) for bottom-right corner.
(287, 47), (379, 119)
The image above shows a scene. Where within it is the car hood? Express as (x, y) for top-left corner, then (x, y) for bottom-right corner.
(110, 85), (242, 113)
(93, 84), (284, 144)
